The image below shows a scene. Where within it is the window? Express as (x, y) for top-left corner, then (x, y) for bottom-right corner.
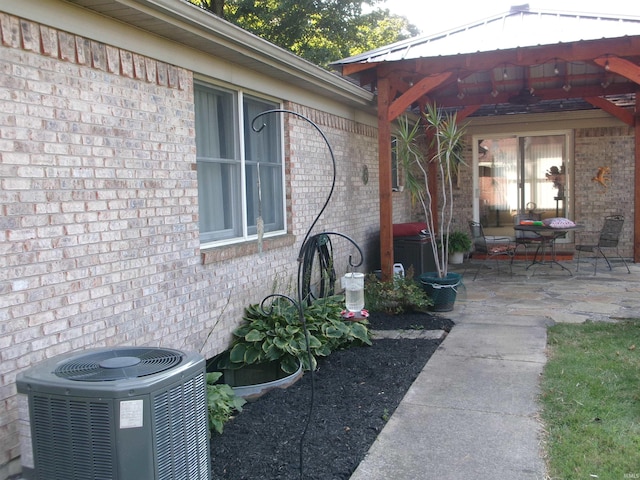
(391, 136), (400, 190)
(475, 132), (571, 238)
(194, 82), (284, 245)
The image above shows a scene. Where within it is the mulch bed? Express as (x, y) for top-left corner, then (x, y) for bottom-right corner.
(209, 311), (454, 479)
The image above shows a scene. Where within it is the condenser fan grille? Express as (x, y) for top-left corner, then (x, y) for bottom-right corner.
(54, 348), (184, 381)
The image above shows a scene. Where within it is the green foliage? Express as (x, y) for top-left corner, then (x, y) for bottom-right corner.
(541, 320), (640, 478)
(364, 269), (433, 314)
(447, 230), (472, 252)
(188, 0), (419, 68)
(191, 0), (224, 16)
(393, 116), (425, 209)
(206, 372), (247, 434)
(218, 295), (371, 373)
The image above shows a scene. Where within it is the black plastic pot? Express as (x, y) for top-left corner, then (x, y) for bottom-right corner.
(214, 360), (303, 401)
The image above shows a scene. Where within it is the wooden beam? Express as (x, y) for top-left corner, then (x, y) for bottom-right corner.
(417, 83), (635, 110)
(584, 97), (635, 126)
(388, 73), (452, 121)
(377, 77), (394, 280)
(456, 105), (481, 122)
(635, 91), (640, 263)
(410, 36), (640, 77)
(593, 56), (640, 84)
(339, 62), (380, 76)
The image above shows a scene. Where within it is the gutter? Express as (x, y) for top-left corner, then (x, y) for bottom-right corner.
(67, 0), (375, 108)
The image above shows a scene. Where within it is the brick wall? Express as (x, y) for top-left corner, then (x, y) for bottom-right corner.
(451, 139), (474, 234)
(0, 13), (200, 476)
(0, 13), (385, 477)
(574, 126), (635, 255)
(284, 104), (384, 271)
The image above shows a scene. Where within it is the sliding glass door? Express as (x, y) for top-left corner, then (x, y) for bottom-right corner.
(475, 133), (570, 238)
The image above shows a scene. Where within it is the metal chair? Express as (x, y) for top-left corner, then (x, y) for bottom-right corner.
(575, 215), (630, 274)
(513, 212), (544, 261)
(468, 221), (516, 280)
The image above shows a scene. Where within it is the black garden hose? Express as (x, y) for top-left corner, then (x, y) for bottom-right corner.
(299, 233), (336, 305)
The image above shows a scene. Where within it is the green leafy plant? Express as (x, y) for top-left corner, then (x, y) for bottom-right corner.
(218, 295), (371, 373)
(206, 372), (246, 434)
(364, 268), (433, 314)
(447, 230), (472, 253)
(381, 408), (390, 422)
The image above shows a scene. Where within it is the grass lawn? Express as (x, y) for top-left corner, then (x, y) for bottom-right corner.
(540, 320), (640, 479)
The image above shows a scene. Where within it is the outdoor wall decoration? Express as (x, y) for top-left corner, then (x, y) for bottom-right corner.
(591, 166), (611, 190)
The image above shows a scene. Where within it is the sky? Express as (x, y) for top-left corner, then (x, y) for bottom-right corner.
(372, 0), (640, 35)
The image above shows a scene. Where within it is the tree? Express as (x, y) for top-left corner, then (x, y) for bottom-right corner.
(191, 0), (225, 16)
(187, 0), (419, 68)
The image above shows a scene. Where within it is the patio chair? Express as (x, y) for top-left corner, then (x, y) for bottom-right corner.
(468, 221), (516, 280)
(513, 212), (544, 261)
(575, 215), (630, 274)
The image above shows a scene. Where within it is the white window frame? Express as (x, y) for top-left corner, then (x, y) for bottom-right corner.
(472, 129), (573, 241)
(194, 80), (286, 249)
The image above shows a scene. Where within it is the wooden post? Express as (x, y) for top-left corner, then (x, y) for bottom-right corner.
(634, 90), (640, 263)
(377, 77), (394, 280)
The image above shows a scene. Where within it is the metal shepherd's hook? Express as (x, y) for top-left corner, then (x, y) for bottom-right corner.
(251, 109), (364, 479)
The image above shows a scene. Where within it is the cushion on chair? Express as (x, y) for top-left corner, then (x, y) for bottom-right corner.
(488, 244), (514, 254)
(519, 220), (544, 226)
(392, 222), (427, 237)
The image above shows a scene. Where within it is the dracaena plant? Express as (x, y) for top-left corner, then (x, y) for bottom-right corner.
(395, 103), (467, 278)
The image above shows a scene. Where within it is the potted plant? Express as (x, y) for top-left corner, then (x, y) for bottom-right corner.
(447, 230), (472, 264)
(395, 103), (467, 311)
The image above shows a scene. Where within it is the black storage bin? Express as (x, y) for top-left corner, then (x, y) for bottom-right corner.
(393, 235), (437, 276)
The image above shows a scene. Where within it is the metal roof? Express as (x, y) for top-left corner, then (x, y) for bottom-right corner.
(331, 5), (640, 118)
(336, 5), (640, 65)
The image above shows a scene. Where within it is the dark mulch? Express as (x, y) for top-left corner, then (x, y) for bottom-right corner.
(366, 310), (455, 332)
(209, 311), (454, 480)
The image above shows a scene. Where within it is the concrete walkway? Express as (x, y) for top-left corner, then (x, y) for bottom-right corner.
(351, 259), (640, 480)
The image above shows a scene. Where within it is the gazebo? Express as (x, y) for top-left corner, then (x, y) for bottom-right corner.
(332, 5), (640, 278)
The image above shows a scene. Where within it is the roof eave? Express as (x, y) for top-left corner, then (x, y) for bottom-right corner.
(65, 0), (375, 109)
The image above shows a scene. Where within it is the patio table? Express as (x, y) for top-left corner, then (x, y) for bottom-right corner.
(514, 224), (583, 275)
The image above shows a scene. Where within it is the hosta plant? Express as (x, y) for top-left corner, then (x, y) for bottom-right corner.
(218, 295), (371, 373)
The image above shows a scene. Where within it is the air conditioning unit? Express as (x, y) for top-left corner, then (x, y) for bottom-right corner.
(16, 347), (211, 480)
